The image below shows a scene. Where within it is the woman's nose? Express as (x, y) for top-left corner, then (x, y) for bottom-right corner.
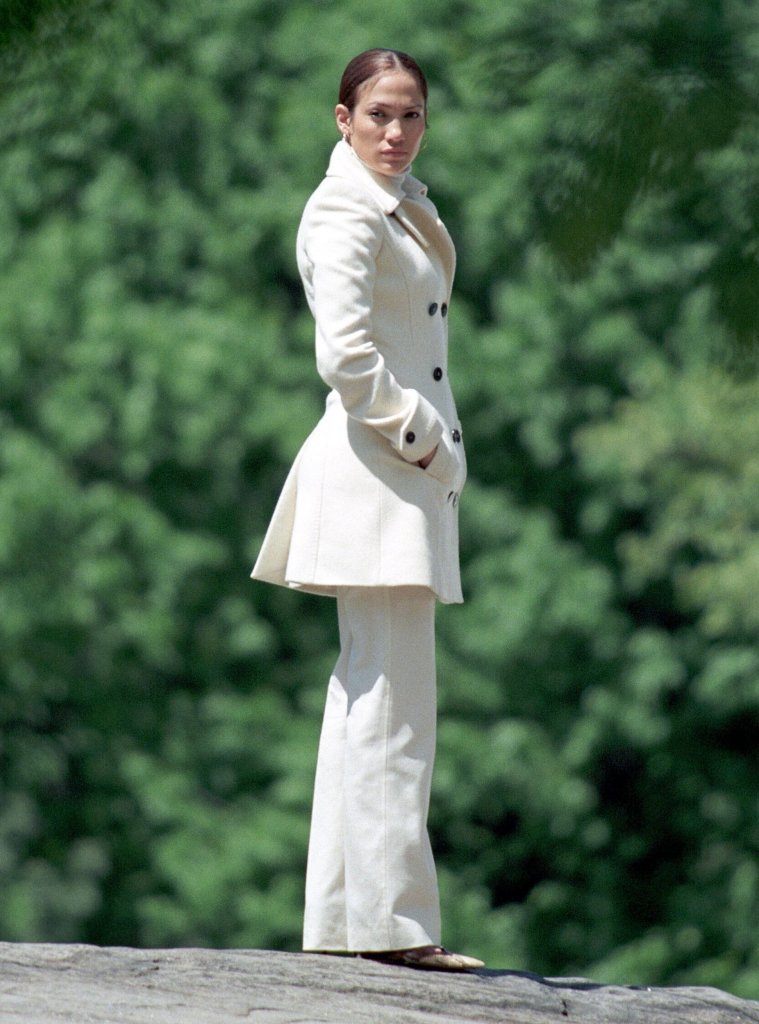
(385, 118), (404, 139)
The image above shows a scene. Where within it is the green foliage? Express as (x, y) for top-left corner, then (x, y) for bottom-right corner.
(1, 0), (758, 998)
(0, 0), (84, 53)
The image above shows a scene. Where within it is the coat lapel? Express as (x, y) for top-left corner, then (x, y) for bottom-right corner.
(393, 200), (456, 296)
(325, 139), (456, 295)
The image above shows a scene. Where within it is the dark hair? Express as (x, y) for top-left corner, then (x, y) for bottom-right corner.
(338, 49), (428, 111)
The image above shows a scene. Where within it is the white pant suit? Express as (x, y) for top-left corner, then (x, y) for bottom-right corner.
(303, 586), (440, 952)
(251, 142), (467, 953)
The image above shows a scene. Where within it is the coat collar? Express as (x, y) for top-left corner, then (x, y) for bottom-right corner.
(325, 139), (428, 216)
(324, 140), (455, 290)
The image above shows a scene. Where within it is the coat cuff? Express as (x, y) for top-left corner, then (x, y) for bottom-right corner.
(397, 399), (444, 462)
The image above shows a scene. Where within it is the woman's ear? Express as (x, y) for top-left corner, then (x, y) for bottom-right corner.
(335, 104), (351, 141)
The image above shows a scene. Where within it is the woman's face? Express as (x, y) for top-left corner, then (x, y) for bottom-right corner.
(336, 69), (426, 176)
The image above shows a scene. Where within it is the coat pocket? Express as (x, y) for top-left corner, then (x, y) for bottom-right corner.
(424, 426), (467, 493)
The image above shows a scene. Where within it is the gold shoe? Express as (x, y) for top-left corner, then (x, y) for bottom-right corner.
(361, 945), (484, 971)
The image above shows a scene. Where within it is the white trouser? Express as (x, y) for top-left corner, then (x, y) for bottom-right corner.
(303, 586), (441, 952)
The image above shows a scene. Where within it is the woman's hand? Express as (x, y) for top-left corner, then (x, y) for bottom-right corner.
(417, 446), (438, 469)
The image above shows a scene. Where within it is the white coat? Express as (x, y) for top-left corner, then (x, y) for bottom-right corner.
(251, 140), (466, 604)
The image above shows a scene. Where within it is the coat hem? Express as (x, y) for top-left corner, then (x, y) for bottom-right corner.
(249, 571), (463, 605)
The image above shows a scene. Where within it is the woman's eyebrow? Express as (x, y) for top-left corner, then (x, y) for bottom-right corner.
(368, 100), (424, 110)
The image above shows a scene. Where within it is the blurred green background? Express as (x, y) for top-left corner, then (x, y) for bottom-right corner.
(1, 0), (758, 997)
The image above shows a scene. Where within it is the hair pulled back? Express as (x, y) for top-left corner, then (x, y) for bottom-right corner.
(338, 49), (428, 111)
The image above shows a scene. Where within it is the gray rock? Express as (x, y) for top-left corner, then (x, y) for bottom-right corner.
(1, 942), (758, 1024)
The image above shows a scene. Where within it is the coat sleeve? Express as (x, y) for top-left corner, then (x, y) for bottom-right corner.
(297, 182), (444, 463)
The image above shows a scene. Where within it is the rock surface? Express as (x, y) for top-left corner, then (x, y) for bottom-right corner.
(1, 942), (759, 1024)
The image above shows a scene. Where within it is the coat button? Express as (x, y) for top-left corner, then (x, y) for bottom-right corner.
(432, 366), (443, 381)
(441, 303), (448, 317)
(427, 302), (438, 316)
(405, 431), (416, 444)
(452, 428), (461, 443)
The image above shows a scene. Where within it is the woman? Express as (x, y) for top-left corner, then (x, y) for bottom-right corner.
(252, 49), (482, 971)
